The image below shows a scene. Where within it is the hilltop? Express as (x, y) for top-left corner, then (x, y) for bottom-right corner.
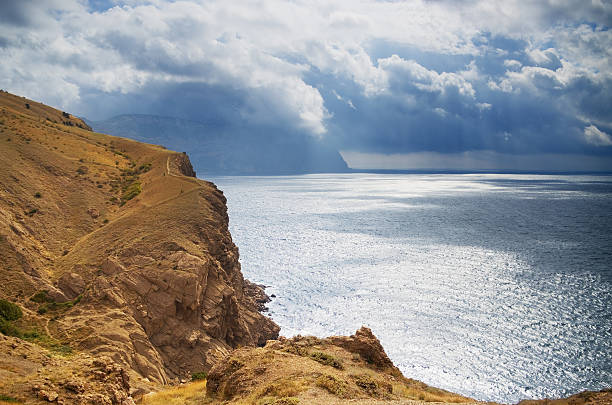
(0, 91), (609, 405)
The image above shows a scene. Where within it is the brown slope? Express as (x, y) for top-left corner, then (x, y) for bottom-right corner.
(0, 91), (278, 403)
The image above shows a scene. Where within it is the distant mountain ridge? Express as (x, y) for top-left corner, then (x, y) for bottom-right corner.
(90, 114), (350, 175)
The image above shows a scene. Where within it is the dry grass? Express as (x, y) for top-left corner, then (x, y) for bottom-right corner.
(392, 383), (474, 403)
(141, 380), (208, 405)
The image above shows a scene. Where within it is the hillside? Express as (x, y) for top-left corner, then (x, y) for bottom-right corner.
(0, 91), (610, 405)
(90, 115), (350, 175)
(0, 91), (278, 403)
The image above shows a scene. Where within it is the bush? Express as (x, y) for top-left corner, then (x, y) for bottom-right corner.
(0, 299), (22, 321)
(30, 291), (53, 304)
(191, 372), (207, 381)
(0, 319), (21, 338)
(309, 351), (343, 369)
(315, 375), (351, 398)
(34, 192), (41, 198)
(0, 394), (20, 402)
(138, 163), (152, 173)
(121, 181), (142, 202)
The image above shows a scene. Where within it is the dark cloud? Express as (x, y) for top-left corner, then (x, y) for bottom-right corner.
(0, 0), (610, 170)
(0, 0), (36, 26)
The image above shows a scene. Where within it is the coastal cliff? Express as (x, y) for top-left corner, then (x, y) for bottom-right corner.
(0, 92), (609, 405)
(0, 91), (278, 403)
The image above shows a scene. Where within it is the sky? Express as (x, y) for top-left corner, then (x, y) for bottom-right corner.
(1, 0), (611, 171)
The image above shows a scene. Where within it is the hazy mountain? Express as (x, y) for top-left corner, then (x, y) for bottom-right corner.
(90, 114), (349, 175)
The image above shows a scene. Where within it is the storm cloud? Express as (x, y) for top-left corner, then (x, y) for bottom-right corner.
(1, 0), (610, 170)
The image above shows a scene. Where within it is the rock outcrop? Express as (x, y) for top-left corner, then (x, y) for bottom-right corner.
(328, 326), (396, 371)
(205, 328), (476, 405)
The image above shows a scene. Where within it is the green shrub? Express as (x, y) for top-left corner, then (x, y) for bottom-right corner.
(30, 291), (53, 303)
(34, 192), (41, 198)
(34, 294), (81, 314)
(138, 163), (152, 173)
(0, 394), (20, 402)
(121, 181), (141, 202)
(309, 351), (343, 369)
(0, 319), (21, 337)
(0, 299), (22, 321)
(191, 371), (207, 381)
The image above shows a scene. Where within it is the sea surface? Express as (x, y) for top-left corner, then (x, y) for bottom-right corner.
(209, 174), (612, 403)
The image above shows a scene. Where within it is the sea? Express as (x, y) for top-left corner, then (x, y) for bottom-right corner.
(208, 173), (612, 404)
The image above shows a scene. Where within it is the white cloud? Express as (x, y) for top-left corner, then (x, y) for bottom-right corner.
(476, 102), (492, 111)
(584, 125), (612, 146)
(0, 0), (610, 154)
(378, 55), (476, 98)
(503, 59), (522, 70)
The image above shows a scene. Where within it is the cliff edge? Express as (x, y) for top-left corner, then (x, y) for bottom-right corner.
(0, 91), (278, 403)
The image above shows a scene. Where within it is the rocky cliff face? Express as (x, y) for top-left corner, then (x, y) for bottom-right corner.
(0, 91), (278, 403)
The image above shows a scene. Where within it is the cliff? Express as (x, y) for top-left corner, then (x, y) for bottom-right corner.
(0, 91), (278, 403)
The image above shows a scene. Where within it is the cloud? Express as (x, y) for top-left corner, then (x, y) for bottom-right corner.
(0, 0), (610, 168)
(584, 125), (612, 146)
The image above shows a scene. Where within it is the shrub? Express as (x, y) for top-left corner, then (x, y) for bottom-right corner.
(309, 351), (343, 369)
(138, 163), (152, 173)
(191, 371), (207, 381)
(353, 374), (390, 397)
(0, 394), (20, 402)
(30, 291), (53, 304)
(76, 166), (88, 175)
(0, 300), (22, 321)
(0, 319), (21, 338)
(34, 192), (41, 198)
(121, 181), (142, 202)
(315, 375), (351, 398)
